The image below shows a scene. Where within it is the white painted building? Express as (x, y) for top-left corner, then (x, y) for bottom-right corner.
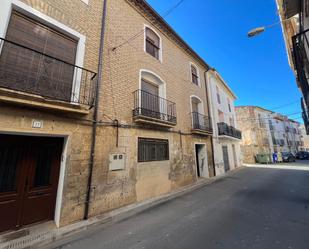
(268, 114), (302, 154)
(300, 124), (309, 151)
(207, 69), (242, 175)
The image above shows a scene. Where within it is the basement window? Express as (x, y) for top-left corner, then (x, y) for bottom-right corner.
(138, 138), (169, 162)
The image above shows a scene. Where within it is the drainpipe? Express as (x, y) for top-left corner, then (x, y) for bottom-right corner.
(84, 0), (108, 220)
(204, 68), (216, 177)
(114, 119), (119, 147)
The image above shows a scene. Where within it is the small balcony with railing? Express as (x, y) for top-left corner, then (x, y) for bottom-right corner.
(0, 38), (97, 114)
(191, 112), (213, 135)
(217, 122), (242, 140)
(132, 89), (177, 127)
(301, 97), (309, 135)
(292, 29), (309, 107)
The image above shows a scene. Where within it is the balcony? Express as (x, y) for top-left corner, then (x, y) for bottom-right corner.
(0, 38), (97, 114)
(191, 112), (213, 135)
(292, 29), (309, 107)
(132, 89), (177, 127)
(218, 122), (242, 140)
(282, 0), (300, 19)
(301, 97), (309, 135)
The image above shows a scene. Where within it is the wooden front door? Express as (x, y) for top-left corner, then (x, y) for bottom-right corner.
(0, 135), (63, 233)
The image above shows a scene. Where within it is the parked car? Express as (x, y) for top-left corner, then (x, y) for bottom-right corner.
(295, 151), (309, 160)
(281, 152), (296, 162)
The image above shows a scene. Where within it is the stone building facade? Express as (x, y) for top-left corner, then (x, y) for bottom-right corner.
(0, 0), (103, 233)
(0, 0), (217, 234)
(89, 0), (215, 218)
(236, 106), (304, 163)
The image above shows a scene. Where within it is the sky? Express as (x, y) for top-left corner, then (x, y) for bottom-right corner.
(146, 0), (303, 122)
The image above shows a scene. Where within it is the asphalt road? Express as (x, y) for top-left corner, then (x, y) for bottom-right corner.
(52, 163), (309, 249)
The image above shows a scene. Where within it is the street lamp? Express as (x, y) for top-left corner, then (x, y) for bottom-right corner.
(248, 27), (266, 38)
(247, 17), (294, 38)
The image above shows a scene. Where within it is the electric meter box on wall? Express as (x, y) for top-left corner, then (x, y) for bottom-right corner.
(109, 154), (126, 171)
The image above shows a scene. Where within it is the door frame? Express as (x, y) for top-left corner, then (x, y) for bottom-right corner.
(232, 144), (237, 168)
(194, 142), (209, 179)
(0, 131), (68, 228)
(222, 145), (230, 172)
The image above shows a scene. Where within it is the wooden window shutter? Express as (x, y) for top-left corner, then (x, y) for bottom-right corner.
(0, 11), (78, 102)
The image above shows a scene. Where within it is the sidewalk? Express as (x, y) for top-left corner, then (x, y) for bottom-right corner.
(243, 162), (309, 171)
(0, 167), (243, 249)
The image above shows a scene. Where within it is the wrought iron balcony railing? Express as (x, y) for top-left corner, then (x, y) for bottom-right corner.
(133, 89), (177, 125)
(0, 38), (97, 106)
(191, 112), (213, 133)
(292, 29), (309, 107)
(301, 97), (309, 135)
(218, 122), (242, 139)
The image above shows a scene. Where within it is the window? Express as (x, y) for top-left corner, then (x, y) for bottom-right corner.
(138, 138), (169, 162)
(145, 27), (160, 60)
(216, 86), (221, 104)
(141, 78), (160, 115)
(191, 64), (199, 85)
(218, 110), (224, 123)
(0, 11), (78, 102)
(258, 114), (265, 128)
(136, 70), (168, 120)
(269, 120), (274, 130)
(228, 99), (231, 112)
(229, 117), (234, 127)
(191, 96), (202, 114)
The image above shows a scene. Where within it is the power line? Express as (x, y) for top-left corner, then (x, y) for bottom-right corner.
(236, 111), (304, 122)
(112, 0), (186, 51)
(269, 99), (300, 111)
(162, 0), (185, 17)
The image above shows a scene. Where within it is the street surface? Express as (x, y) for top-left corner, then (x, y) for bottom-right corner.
(52, 161), (309, 249)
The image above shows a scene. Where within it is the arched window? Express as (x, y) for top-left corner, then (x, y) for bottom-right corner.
(191, 96), (204, 114)
(190, 64), (200, 85)
(145, 27), (161, 60)
(139, 70), (166, 118)
(191, 96), (206, 130)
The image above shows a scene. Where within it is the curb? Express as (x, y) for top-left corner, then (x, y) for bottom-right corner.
(0, 167), (244, 249)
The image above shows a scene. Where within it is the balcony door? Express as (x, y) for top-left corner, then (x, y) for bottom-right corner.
(141, 79), (160, 118)
(191, 97), (204, 129)
(0, 11), (77, 102)
(192, 99), (199, 113)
